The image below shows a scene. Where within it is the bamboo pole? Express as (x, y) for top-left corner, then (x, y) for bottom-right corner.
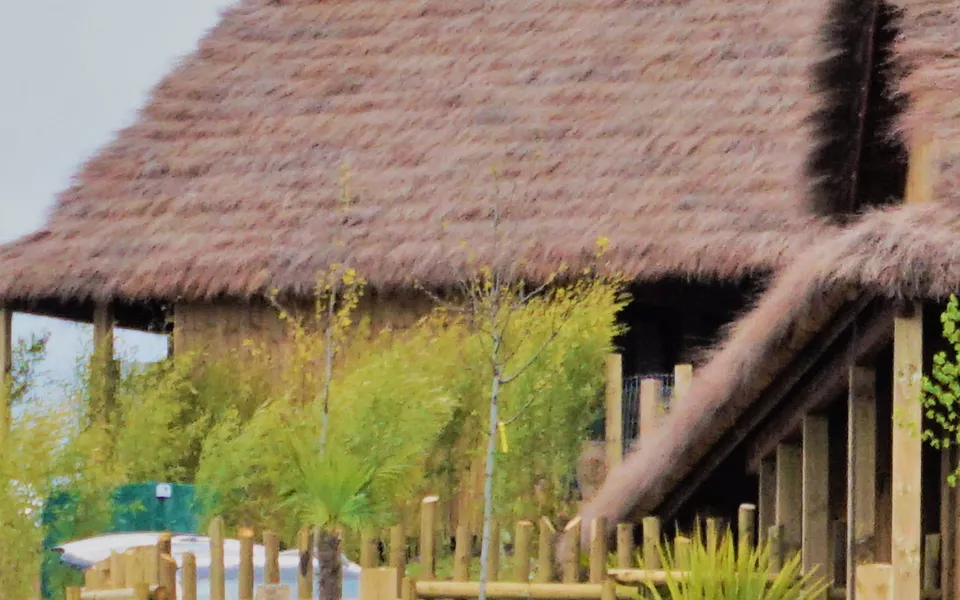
(923, 534), (941, 592)
(769, 525), (785, 574)
(706, 518), (721, 554)
(209, 517), (226, 600)
(110, 551), (125, 589)
(673, 536), (690, 571)
(605, 354), (624, 468)
(361, 528), (379, 569)
(416, 581), (621, 600)
(642, 517), (661, 570)
(616, 524), (634, 569)
(420, 496), (439, 580)
(264, 530), (281, 585)
(639, 379), (662, 440)
(239, 527), (255, 600)
(514, 521), (534, 582)
(160, 553), (178, 600)
(487, 520), (501, 581)
(536, 518), (556, 583)
(562, 518), (581, 583)
(589, 518), (608, 583)
(738, 504), (757, 553)
(401, 577), (417, 600)
(182, 552), (197, 600)
(454, 524), (471, 581)
(299, 527), (313, 600)
(389, 525), (406, 593)
(600, 580), (616, 600)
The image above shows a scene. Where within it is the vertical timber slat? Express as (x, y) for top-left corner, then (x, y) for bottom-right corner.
(639, 379), (662, 440)
(605, 354), (623, 468)
(209, 517), (226, 600)
(803, 414), (830, 595)
(892, 306), (923, 600)
(420, 496), (439, 580)
(536, 518), (556, 583)
(589, 518), (608, 583)
(0, 306), (11, 445)
(616, 524), (634, 569)
(848, 366), (878, 600)
(776, 444), (803, 559)
(759, 457), (776, 543)
(514, 521), (533, 583)
(673, 364), (693, 406)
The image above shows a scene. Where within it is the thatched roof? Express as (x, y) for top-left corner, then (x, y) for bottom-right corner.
(0, 0), (838, 306)
(576, 0), (960, 527)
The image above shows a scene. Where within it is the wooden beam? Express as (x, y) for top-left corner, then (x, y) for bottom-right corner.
(92, 303), (116, 419)
(605, 354), (623, 469)
(759, 457), (776, 544)
(892, 305), (923, 600)
(0, 305), (11, 445)
(746, 303), (893, 472)
(776, 444), (803, 559)
(803, 415), (830, 593)
(654, 295), (873, 521)
(848, 366), (878, 600)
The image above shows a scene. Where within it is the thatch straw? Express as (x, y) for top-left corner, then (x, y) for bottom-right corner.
(575, 200), (960, 527)
(0, 0), (838, 305)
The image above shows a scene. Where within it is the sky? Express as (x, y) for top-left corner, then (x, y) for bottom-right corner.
(1, 0), (235, 396)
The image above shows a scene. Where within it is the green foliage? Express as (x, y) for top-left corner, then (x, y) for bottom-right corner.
(921, 294), (960, 485)
(644, 526), (828, 600)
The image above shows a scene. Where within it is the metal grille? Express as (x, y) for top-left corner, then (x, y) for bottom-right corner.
(622, 373), (674, 454)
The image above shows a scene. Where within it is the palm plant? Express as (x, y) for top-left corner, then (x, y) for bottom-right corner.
(643, 524), (829, 600)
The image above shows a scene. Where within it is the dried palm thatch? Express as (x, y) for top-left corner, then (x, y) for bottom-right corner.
(0, 0), (838, 305)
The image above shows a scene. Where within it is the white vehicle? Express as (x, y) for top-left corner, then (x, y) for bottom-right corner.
(54, 532), (362, 600)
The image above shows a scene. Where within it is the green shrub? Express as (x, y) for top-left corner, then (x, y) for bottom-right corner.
(644, 526), (828, 600)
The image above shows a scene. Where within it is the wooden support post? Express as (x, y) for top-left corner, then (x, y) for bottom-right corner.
(514, 521), (534, 582)
(0, 305), (11, 447)
(420, 496), (439, 580)
(144, 543), (160, 586)
(239, 527), (254, 600)
(923, 534), (941, 593)
(803, 415), (830, 593)
(941, 448), (956, 599)
(706, 518), (721, 554)
(109, 551), (125, 589)
(92, 303), (115, 419)
(297, 527), (313, 600)
(389, 525), (406, 593)
(893, 306), (923, 600)
(672, 364), (693, 406)
(848, 366), (878, 599)
(209, 517), (226, 600)
(361, 529), (378, 569)
(776, 444), (803, 559)
(605, 354), (623, 468)
(453, 524), (471, 581)
(182, 553), (197, 600)
(124, 549), (141, 586)
(639, 379), (662, 440)
(536, 518), (556, 583)
(856, 564), (892, 600)
(769, 525), (785, 574)
(616, 524), (634, 569)
(589, 518), (608, 583)
(562, 518), (581, 583)
(642, 517), (661, 570)
(759, 457), (776, 544)
(359, 568), (399, 600)
(738, 504), (757, 554)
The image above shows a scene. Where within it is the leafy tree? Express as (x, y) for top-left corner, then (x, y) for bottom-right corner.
(920, 294), (960, 484)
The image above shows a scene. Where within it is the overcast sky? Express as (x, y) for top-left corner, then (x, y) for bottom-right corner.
(1, 0), (235, 396)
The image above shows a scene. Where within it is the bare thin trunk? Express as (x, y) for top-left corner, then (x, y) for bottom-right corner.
(316, 528), (342, 600)
(319, 285), (337, 452)
(478, 371), (501, 600)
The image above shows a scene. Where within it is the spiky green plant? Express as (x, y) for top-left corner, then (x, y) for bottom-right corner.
(643, 525), (829, 600)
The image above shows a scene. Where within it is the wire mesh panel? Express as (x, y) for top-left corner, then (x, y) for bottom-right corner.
(622, 373), (673, 454)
